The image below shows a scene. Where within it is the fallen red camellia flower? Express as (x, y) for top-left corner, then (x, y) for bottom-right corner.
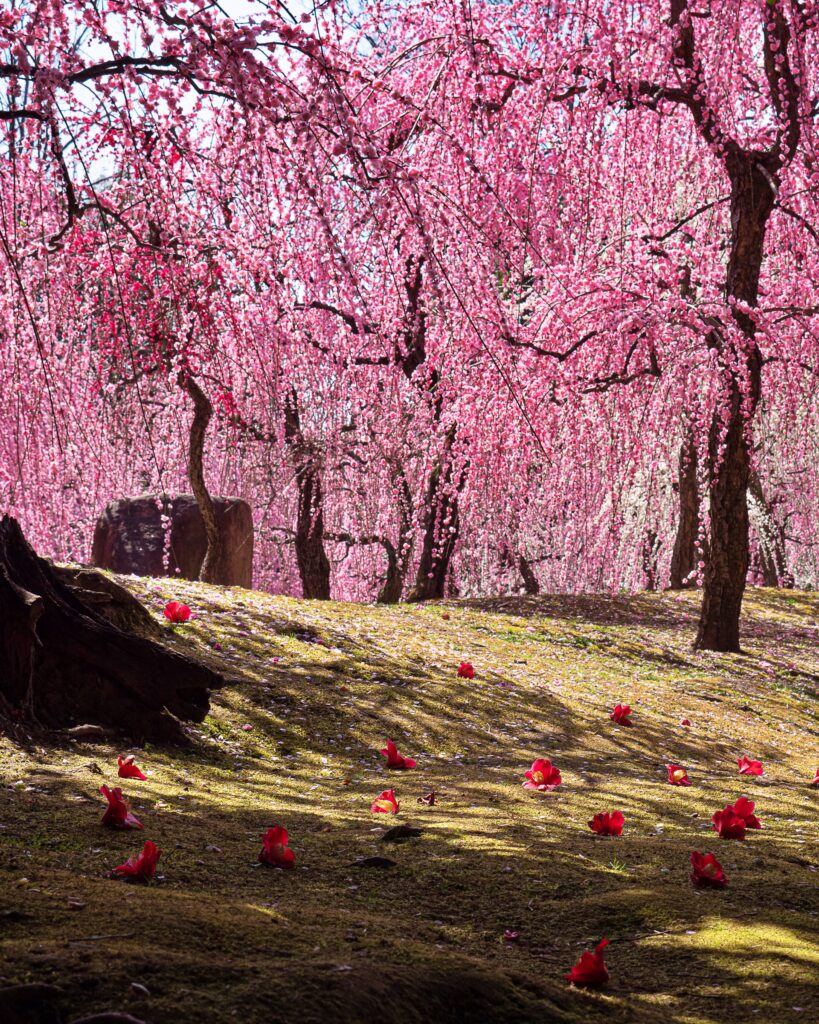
(811, 768), (819, 787)
(371, 789), (399, 814)
(731, 796), (762, 829)
(737, 756), (764, 776)
(100, 785), (143, 830)
(523, 758), (562, 791)
(680, 718), (691, 727)
(609, 704), (632, 726)
(666, 764), (691, 786)
(111, 840), (161, 882)
(259, 826), (295, 868)
(117, 755), (147, 781)
(711, 797), (761, 840)
(380, 739), (417, 770)
(458, 662), (475, 679)
(565, 938), (609, 988)
(164, 601), (192, 623)
(589, 811), (624, 836)
(690, 851), (728, 889)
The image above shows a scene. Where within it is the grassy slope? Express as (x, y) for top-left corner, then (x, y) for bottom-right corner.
(1, 581), (818, 1024)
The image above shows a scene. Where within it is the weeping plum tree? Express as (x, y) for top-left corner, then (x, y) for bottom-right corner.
(2, 0), (819, 642)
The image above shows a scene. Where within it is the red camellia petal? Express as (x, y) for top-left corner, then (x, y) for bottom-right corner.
(259, 825), (296, 868)
(112, 840), (161, 882)
(164, 601), (192, 623)
(690, 851), (728, 889)
(523, 758), (562, 791)
(609, 704), (632, 726)
(457, 662), (475, 679)
(666, 764), (691, 786)
(371, 789), (399, 814)
(731, 796), (761, 829)
(380, 739), (417, 770)
(811, 768), (819, 787)
(589, 811), (624, 836)
(565, 938), (610, 987)
(737, 756), (764, 776)
(712, 806), (746, 840)
(100, 785), (143, 830)
(680, 718), (691, 727)
(117, 754), (147, 781)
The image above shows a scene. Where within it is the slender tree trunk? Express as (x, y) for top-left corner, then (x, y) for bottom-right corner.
(500, 543), (540, 595)
(178, 373), (223, 584)
(377, 466), (414, 603)
(284, 391), (331, 600)
(669, 430), (700, 589)
(406, 425), (466, 602)
(695, 155), (771, 652)
(748, 471), (788, 587)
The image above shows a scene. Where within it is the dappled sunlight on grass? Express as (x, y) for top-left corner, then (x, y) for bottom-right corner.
(1, 581), (817, 1023)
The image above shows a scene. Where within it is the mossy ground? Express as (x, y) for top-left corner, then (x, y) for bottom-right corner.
(1, 582), (817, 1024)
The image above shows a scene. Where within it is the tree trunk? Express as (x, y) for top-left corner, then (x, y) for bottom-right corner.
(0, 515), (225, 742)
(642, 529), (660, 591)
(284, 391), (331, 600)
(179, 373), (223, 585)
(376, 467), (414, 604)
(748, 471), (788, 586)
(406, 425), (466, 602)
(669, 431), (700, 589)
(499, 543), (540, 595)
(695, 155), (771, 652)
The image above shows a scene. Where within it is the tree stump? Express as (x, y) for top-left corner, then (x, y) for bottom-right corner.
(0, 516), (224, 742)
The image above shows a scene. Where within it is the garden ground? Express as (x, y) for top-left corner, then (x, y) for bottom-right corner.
(1, 581), (817, 1024)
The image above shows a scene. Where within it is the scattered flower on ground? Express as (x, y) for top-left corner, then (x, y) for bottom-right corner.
(100, 786), (142, 830)
(458, 662), (475, 679)
(523, 758), (562, 791)
(737, 756), (764, 776)
(164, 601), (191, 623)
(666, 764), (691, 786)
(610, 704), (632, 726)
(111, 840), (161, 882)
(259, 826), (295, 868)
(690, 851), (728, 889)
(117, 755), (147, 780)
(371, 789), (399, 814)
(380, 739), (417, 770)
(565, 938), (609, 988)
(589, 811), (624, 836)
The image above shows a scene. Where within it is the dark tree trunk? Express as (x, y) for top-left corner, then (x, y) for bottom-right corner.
(406, 425), (466, 603)
(695, 155), (771, 652)
(669, 431), (700, 589)
(0, 516), (224, 742)
(284, 391), (331, 600)
(748, 471), (788, 587)
(642, 529), (660, 591)
(376, 467), (414, 604)
(517, 553), (540, 596)
(499, 543), (540, 595)
(377, 540), (404, 604)
(179, 373), (224, 585)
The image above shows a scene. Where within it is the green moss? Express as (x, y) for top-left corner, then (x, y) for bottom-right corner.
(1, 583), (817, 1023)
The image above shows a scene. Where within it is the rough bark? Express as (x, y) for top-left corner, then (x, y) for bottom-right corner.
(695, 154), (771, 652)
(0, 515), (225, 742)
(499, 543), (540, 595)
(641, 529), (660, 591)
(284, 390), (331, 600)
(406, 425), (467, 602)
(669, 431), (700, 589)
(178, 373), (224, 585)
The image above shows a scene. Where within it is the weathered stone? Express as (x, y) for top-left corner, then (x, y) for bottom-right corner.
(91, 494), (253, 588)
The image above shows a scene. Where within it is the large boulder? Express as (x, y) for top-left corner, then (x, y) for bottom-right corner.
(91, 494), (253, 588)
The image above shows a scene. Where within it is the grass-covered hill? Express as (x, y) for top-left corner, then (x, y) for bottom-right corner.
(1, 580), (817, 1024)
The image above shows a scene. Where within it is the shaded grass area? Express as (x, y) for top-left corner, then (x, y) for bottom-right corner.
(1, 581), (818, 1024)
